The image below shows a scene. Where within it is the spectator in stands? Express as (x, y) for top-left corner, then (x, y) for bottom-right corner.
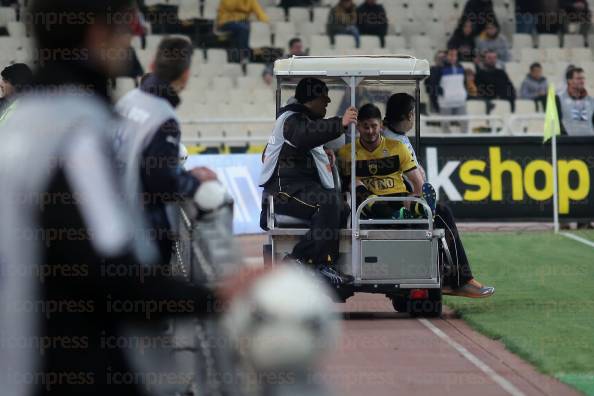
(260, 78), (358, 286)
(556, 67), (594, 135)
(425, 50), (447, 113)
(356, 0), (388, 48)
(426, 48), (468, 133)
(447, 19), (477, 62)
(461, 0), (498, 36)
(476, 50), (516, 110)
(560, 0), (591, 36)
(217, 0), (270, 63)
(515, 0), (541, 34)
(263, 37), (306, 86)
(475, 22), (511, 63)
(520, 63), (548, 108)
(0, 63), (33, 123)
(465, 68), (479, 99)
(280, 0), (317, 11)
(327, 0), (360, 48)
(115, 37), (220, 263)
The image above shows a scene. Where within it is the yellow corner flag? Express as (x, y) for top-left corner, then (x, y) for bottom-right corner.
(543, 84), (561, 142)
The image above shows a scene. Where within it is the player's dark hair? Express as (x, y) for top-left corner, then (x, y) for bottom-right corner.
(566, 67), (584, 81)
(358, 103), (382, 122)
(153, 36), (194, 83)
(385, 93), (415, 124)
(29, 0), (135, 53)
(530, 62), (542, 71)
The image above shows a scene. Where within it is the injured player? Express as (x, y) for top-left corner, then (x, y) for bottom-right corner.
(337, 101), (494, 298)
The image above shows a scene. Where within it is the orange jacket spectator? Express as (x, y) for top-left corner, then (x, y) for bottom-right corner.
(217, 0), (269, 27)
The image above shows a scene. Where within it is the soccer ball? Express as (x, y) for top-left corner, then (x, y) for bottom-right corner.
(223, 265), (341, 372)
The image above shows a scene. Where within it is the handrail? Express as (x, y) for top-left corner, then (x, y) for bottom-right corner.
(179, 113), (549, 144)
(354, 196), (434, 238)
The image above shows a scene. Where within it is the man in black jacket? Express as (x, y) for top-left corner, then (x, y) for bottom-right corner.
(260, 78), (358, 285)
(115, 36), (218, 263)
(476, 50), (516, 111)
(356, 0), (388, 47)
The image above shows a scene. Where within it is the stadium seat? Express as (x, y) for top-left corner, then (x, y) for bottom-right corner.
(273, 22), (297, 47)
(537, 34), (560, 48)
(313, 7), (330, 25)
(521, 48), (546, 63)
(212, 76), (235, 91)
(515, 99), (536, 114)
(309, 34), (332, 55)
(563, 34), (585, 48)
(467, 100), (488, 132)
(0, 7), (16, 27)
(245, 63), (265, 78)
(334, 35), (357, 50)
(249, 22), (272, 48)
(360, 36), (381, 50)
(178, 1), (200, 19)
(545, 48), (567, 63)
(385, 36), (408, 51)
(237, 76), (267, 91)
(288, 7), (310, 24)
(568, 48), (592, 62)
(206, 48), (228, 64)
(202, 2), (218, 19)
(265, 6), (286, 22)
(512, 33), (533, 50)
(409, 35), (434, 51)
(489, 99), (511, 117)
(7, 21), (25, 38)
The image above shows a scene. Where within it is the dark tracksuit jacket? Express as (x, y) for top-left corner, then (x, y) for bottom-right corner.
(137, 75), (201, 262)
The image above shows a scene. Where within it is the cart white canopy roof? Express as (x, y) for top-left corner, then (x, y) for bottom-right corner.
(274, 55), (430, 78)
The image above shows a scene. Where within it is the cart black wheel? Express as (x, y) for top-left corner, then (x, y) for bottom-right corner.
(391, 295), (408, 313)
(407, 289), (442, 318)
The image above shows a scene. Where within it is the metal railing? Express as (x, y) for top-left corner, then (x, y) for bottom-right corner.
(179, 113), (547, 145)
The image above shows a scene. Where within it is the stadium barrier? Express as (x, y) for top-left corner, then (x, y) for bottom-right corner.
(184, 136), (593, 233)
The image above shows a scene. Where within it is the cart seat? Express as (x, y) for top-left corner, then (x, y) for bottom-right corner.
(274, 214), (311, 228)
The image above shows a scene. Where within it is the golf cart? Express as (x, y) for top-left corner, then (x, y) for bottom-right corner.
(263, 55), (451, 317)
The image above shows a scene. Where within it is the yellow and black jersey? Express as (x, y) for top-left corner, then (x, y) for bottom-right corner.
(337, 136), (417, 196)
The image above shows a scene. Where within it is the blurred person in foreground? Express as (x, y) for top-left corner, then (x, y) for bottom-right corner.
(115, 36), (219, 263)
(0, 1), (262, 396)
(347, 100), (494, 298)
(0, 63), (33, 123)
(556, 67), (594, 135)
(260, 78), (358, 286)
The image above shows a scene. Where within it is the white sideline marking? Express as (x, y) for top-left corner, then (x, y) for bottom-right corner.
(418, 318), (526, 396)
(560, 232), (594, 249)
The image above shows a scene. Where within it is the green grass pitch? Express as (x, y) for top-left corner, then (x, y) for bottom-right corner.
(445, 231), (594, 395)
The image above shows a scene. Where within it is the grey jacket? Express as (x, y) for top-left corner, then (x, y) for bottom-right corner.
(520, 75), (548, 100)
(475, 35), (511, 62)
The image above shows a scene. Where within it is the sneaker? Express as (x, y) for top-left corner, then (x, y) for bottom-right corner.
(442, 279), (495, 298)
(422, 182), (437, 215)
(317, 265), (354, 286)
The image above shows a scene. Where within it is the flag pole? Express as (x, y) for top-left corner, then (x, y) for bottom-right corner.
(552, 132), (559, 233)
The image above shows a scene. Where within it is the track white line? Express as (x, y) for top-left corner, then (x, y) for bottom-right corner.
(418, 318), (526, 396)
(560, 232), (594, 248)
